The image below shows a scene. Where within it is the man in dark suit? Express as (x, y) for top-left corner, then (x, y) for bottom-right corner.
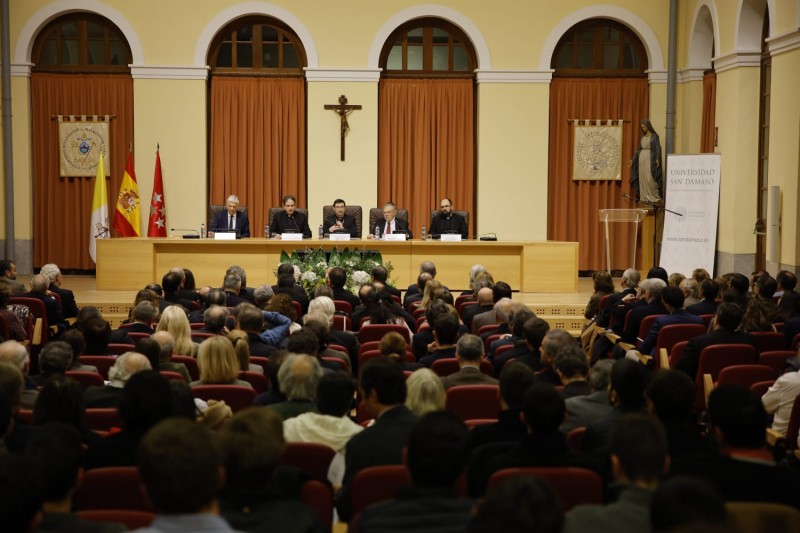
(274, 273), (309, 314)
(226, 265), (255, 304)
(403, 261), (442, 306)
(371, 265), (401, 300)
(327, 266), (360, 310)
(675, 302), (757, 380)
(40, 263), (79, 319)
(235, 305), (291, 356)
(270, 194), (312, 238)
(553, 344), (590, 399)
(323, 198), (359, 238)
(595, 267), (641, 331)
(222, 272), (250, 308)
(209, 194), (250, 237)
(472, 282), (514, 334)
(419, 313), (460, 367)
(370, 202), (412, 239)
(161, 271), (195, 311)
(429, 198), (468, 239)
(336, 358), (419, 521)
(686, 278), (719, 316)
(189, 288), (226, 324)
(637, 286), (703, 356)
(23, 274), (66, 332)
(111, 301), (157, 343)
(618, 278), (668, 346)
(442, 334), (498, 389)
(463, 287), (494, 333)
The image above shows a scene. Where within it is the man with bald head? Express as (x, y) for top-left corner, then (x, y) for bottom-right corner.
(23, 273), (66, 332)
(84, 352), (151, 408)
(472, 281), (514, 333)
(0, 340), (37, 408)
(463, 287), (494, 332)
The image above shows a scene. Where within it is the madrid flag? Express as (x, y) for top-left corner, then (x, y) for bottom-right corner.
(147, 149), (167, 237)
(89, 155), (110, 263)
(113, 151), (141, 236)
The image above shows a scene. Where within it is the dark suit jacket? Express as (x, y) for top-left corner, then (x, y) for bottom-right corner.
(271, 211), (312, 238)
(23, 290), (65, 330)
(595, 288), (637, 330)
(442, 366), (498, 389)
(463, 304), (494, 332)
(674, 329), (757, 379)
(49, 284), (79, 319)
(375, 218), (412, 239)
(686, 299), (718, 316)
(429, 212), (468, 239)
(638, 309), (704, 355)
(110, 322), (154, 344)
(210, 209), (251, 237)
(323, 214), (359, 237)
(331, 286), (360, 310)
(336, 405), (419, 520)
(164, 292), (195, 311)
(620, 301), (668, 345)
(224, 291), (250, 308)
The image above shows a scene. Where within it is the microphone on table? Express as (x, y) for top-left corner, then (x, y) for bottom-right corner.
(478, 232), (498, 242)
(171, 228), (200, 239)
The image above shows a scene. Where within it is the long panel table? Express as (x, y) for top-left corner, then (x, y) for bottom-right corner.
(96, 238), (578, 293)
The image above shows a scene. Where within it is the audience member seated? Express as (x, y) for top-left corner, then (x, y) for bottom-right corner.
(85, 370), (173, 469)
(222, 272), (249, 308)
(24, 273), (67, 332)
(284, 371), (363, 486)
(192, 336), (252, 388)
(308, 296), (359, 367)
(442, 334), (498, 389)
(0, 340), (38, 408)
(327, 266), (360, 310)
(175, 266), (201, 303)
(268, 353), (323, 420)
(582, 359), (650, 452)
(405, 368), (446, 416)
(371, 265), (401, 300)
(467, 363), (535, 453)
(253, 284), (274, 309)
(273, 264), (310, 312)
(479, 298), (513, 343)
(59, 329), (97, 373)
(235, 304), (292, 356)
(303, 314), (352, 371)
(217, 408), (324, 533)
(554, 343), (590, 398)
(359, 411), (473, 533)
(254, 350), (290, 407)
(137, 418), (239, 531)
(675, 302), (756, 379)
(670, 385), (800, 508)
(738, 274), (778, 332)
(412, 300), (464, 361)
(266, 293), (303, 334)
(32, 341), (73, 386)
(197, 305), (230, 335)
(488, 303), (534, 366)
(722, 273), (750, 308)
(610, 278), (668, 356)
(584, 271), (615, 322)
(156, 305), (198, 356)
(336, 358), (419, 521)
(679, 277), (701, 308)
(472, 282), (514, 334)
(227, 265), (256, 304)
(563, 414), (669, 533)
(645, 369), (708, 457)
(134, 337), (161, 371)
(111, 301), (158, 344)
(594, 268), (641, 331)
(504, 317), (554, 377)
(469, 382), (600, 497)
(26, 423), (125, 532)
(227, 329), (264, 374)
(633, 286), (703, 357)
(463, 287), (494, 332)
(686, 278), (719, 316)
(83, 317), (112, 355)
(189, 288), (226, 324)
(467, 475), (564, 533)
(161, 270), (194, 311)
(84, 352), (151, 408)
(0, 284), (27, 342)
(762, 360), (800, 435)
(650, 476), (727, 532)
(561, 359), (614, 434)
(419, 313), (460, 367)
(33, 374), (102, 446)
(774, 270), (800, 322)
(404, 273), (432, 311)
(152, 330), (191, 382)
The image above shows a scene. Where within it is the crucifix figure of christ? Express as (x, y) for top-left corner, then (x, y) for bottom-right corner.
(324, 95), (362, 161)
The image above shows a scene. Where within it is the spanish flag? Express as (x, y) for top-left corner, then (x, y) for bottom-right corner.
(112, 151), (141, 237)
(89, 154), (110, 263)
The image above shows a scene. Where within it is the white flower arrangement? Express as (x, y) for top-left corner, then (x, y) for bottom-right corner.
(277, 247), (394, 297)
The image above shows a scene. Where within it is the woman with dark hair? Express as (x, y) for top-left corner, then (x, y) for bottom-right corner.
(265, 293), (301, 334)
(182, 268), (197, 291)
(0, 283), (28, 342)
(583, 271), (615, 320)
(33, 374), (101, 446)
(630, 119), (663, 203)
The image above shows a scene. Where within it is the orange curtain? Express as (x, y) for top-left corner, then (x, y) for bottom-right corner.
(378, 79), (474, 236)
(547, 78), (650, 271)
(209, 77), (306, 234)
(701, 72), (717, 153)
(31, 73), (134, 270)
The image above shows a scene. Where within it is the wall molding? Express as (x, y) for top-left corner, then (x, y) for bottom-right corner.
(767, 29), (800, 56)
(130, 65), (209, 80)
(475, 70), (552, 83)
(713, 50), (761, 73)
(304, 68), (381, 82)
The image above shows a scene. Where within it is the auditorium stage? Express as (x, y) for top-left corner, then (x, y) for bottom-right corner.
(96, 238), (579, 293)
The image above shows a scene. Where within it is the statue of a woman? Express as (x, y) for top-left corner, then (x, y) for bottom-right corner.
(630, 119), (663, 203)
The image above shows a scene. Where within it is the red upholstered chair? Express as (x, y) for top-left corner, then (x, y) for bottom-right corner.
(73, 467), (151, 511)
(464, 418), (497, 429)
(11, 296), (50, 345)
(414, 316), (427, 330)
(65, 370), (104, 390)
(78, 356), (116, 380)
(159, 370), (186, 382)
(291, 300), (303, 320)
(411, 307), (426, 319)
(431, 358), (492, 377)
(668, 341), (690, 369)
(300, 480), (334, 533)
(566, 427), (586, 452)
(750, 380), (776, 398)
(84, 408), (123, 432)
(476, 324), (499, 337)
(716, 365), (778, 390)
(759, 351), (797, 374)
(458, 301), (479, 319)
(190, 322), (205, 330)
(125, 331), (151, 340)
(454, 294), (473, 309)
(332, 314), (352, 332)
(358, 341), (381, 356)
(445, 385), (501, 420)
(282, 442), (337, 484)
(250, 356), (270, 369)
(76, 510), (155, 529)
(694, 344), (758, 411)
(634, 314), (665, 349)
(358, 324), (410, 344)
(751, 332), (787, 354)
(107, 343), (135, 356)
(350, 465), (410, 516)
(238, 371), (269, 393)
(191, 385), (256, 412)
(333, 300), (353, 315)
(17, 408), (33, 424)
(700, 314), (715, 328)
(487, 467), (603, 511)
(321, 357), (348, 372)
(170, 355), (199, 381)
(484, 334), (504, 353)
(793, 333), (800, 350)
(653, 324), (707, 369)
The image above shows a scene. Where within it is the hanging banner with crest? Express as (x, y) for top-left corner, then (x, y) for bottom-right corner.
(572, 119), (623, 181)
(58, 115), (111, 177)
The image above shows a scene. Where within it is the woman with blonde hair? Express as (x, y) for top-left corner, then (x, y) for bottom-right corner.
(227, 329), (264, 374)
(192, 336), (252, 388)
(417, 279), (444, 311)
(405, 368), (445, 416)
(156, 305), (197, 356)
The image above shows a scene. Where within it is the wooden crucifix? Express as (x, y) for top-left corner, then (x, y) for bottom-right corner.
(324, 95), (362, 161)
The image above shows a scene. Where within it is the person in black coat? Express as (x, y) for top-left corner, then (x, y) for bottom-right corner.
(429, 198), (468, 239)
(210, 194), (250, 237)
(271, 195), (312, 238)
(370, 202), (412, 239)
(323, 198), (359, 238)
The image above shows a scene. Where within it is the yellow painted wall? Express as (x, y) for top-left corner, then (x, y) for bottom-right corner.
(0, 77), (33, 239)
(675, 80), (704, 154)
(476, 83), (549, 241)
(132, 79), (207, 235)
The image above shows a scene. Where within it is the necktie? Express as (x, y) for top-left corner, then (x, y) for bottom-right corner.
(386, 222), (392, 235)
(229, 215), (234, 229)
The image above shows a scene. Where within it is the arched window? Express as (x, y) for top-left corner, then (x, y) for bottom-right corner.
(379, 18), (476, 78)
(377, 18), (477, 238)
(552, 19), (647, 77)
(32, 13), (131, 73)
(208, 17), (305, 75)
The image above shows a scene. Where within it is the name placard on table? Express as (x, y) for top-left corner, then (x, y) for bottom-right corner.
(214, 232), (236, 241)
(329, 233), (351, 241)
(383, 234), (407, 241)
(441, 234), (462, 242)
(281, 233), (304, 241)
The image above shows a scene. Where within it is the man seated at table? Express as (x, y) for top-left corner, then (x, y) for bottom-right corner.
(429, 198), (468, 239)
(324, 198), (359, 238)
(369, 202), (412, 239)
(209, 194), (250, 238)
(270, 194), (312, 239)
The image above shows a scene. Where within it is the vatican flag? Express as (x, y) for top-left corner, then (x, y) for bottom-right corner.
(89, 155), (110, 263)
